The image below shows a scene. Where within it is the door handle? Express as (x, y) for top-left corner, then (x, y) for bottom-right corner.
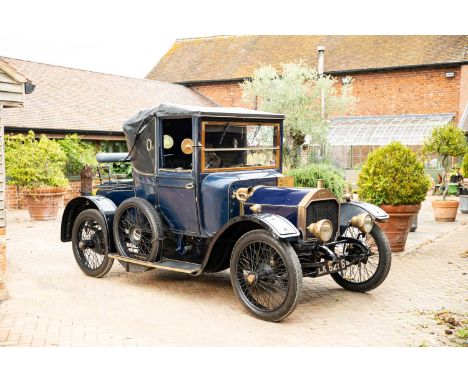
(185, 182), (194, 190)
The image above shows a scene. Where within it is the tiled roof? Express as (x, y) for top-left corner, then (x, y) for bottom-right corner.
(146, 35), (468, 83)
(1, 57), (214, 134)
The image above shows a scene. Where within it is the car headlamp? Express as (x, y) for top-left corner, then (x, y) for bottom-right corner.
(350, 213), (373, 233)
(307, 219), (333, 242)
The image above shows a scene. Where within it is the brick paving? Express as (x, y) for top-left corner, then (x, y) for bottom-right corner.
(1, 202), (467, 346)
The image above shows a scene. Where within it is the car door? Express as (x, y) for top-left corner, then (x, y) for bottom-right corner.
(156, 171), (199, 235)
(155, 118), (200, 235)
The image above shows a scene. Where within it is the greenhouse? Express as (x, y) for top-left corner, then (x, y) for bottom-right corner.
(327, 113), (456, 169)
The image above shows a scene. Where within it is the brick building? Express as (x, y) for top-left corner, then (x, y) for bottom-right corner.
(147, 35), (468, 168)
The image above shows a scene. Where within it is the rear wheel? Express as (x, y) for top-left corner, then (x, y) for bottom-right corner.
(331, 224), (391, 292)
(72, 209), (114, 278)
(230, 229), (303, 322)
(113, 197), (163, 262)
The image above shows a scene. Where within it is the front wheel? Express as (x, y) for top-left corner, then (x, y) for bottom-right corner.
(331, 224), (391, 292)
(230, 229), (303, 322)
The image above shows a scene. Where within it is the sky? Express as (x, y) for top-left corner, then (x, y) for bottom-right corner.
(0, 0), (465, 79)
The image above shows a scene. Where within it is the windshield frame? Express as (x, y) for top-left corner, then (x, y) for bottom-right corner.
(201, 120), (281, 173)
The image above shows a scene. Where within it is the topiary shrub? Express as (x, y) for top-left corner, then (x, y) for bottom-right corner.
(358, 141), (430, 205)
(422, 123), (467, 200)
(288, 162), (346, 198)
(5, 131), (68, 190)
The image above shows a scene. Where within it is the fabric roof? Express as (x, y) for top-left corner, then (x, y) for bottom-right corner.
(1, 57), (215, 135)
(328, 114), (456, 146)
(147, 35), (468, 83)
(140, 103), (284, 118)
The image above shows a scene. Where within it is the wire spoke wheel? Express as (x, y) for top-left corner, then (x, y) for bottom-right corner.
(337, 226), (380, 283)
(71, 209), (114, 278)
(331, 224), (391, 292)
(113, 197), (163, 263)
(230, 229), (302, 322)
(237, 241), (289, 312)
(117, 206), (154, 261)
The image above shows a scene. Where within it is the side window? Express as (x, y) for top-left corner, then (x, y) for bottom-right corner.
(160, 119), (193, 171)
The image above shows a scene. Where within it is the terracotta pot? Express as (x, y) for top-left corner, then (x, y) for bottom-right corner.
(377, 204), (421, 252)
(431, 199), (459, 222)
(22, 187), (66, 221)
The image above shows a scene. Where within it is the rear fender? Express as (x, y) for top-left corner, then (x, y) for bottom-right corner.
(60, 196), (117, 251)
(339, 200), (389, 233)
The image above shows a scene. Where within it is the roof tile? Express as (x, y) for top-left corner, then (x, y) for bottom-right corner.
(146, 35), (468, 83)
(1, 57), (215, 134)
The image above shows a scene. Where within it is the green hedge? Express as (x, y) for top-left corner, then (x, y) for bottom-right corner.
(288, 162), (345, 198)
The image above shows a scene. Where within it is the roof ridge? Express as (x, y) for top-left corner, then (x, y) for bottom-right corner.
(175, 35), (252, 42)
(0, 55), (186, 86)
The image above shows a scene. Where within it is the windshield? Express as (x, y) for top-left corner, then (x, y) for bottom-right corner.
(202, 121), (280, 172)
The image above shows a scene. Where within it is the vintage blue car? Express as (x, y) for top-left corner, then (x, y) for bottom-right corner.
(61, 104), (391, 322)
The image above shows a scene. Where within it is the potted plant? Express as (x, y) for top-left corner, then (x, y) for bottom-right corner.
(358, 141), (431, 252)
(5, 131), (68, 220)
(422, 123), (467, 221)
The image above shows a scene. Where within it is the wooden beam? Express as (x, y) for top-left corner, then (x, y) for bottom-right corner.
(0, 82), (23, 94)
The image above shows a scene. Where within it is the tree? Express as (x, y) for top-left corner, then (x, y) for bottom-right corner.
(422, 123), (467, 200)
(241, 61), (355, 167)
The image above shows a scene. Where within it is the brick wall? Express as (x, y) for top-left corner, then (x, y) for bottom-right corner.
(189, 66), (463, 120)
(7, 180), (82, 210)
(334, 66), (461, 119)
(191, 81), (254, 108)
(63, 180), (82, 205)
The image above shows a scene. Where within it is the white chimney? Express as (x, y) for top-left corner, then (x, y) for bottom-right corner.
(317, 46), (325, 75)
(317, 46), (326, 118)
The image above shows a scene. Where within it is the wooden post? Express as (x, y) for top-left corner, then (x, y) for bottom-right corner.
(0, 102), (8, 300)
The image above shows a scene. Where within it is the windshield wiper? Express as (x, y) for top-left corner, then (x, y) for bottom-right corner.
(249, 125), (261, 146)
(218, 123), (231, 146)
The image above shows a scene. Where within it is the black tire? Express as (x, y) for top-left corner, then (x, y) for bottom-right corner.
(72, 209), (114, 278)
(331, 224), (391, 292)
(113, 197), (163, 262)
(230, 229), (303, 322)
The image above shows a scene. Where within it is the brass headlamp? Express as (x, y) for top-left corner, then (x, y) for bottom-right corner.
(350, 213), (373, 233)
(307, 219), (333, 242)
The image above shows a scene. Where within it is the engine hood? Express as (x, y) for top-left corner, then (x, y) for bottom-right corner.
(244, 186), (339, 239)
(198, 169), (339, 238)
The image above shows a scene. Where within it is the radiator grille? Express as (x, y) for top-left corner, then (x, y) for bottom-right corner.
(305, 199), (340, 240)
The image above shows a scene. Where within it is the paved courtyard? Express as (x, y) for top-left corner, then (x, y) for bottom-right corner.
(0, 197), (467, 346)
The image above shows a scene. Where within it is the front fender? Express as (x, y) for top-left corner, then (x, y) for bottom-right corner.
(60, 196), (117, 250)
(200, 213), (300, 274)
(340, 200), (389, 233)
(242, 213), (300, 240)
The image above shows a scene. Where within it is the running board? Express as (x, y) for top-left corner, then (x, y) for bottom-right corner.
(108, 254), (202, 275)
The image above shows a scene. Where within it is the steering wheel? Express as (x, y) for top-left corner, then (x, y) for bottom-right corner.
(206, 153), (222, 169)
